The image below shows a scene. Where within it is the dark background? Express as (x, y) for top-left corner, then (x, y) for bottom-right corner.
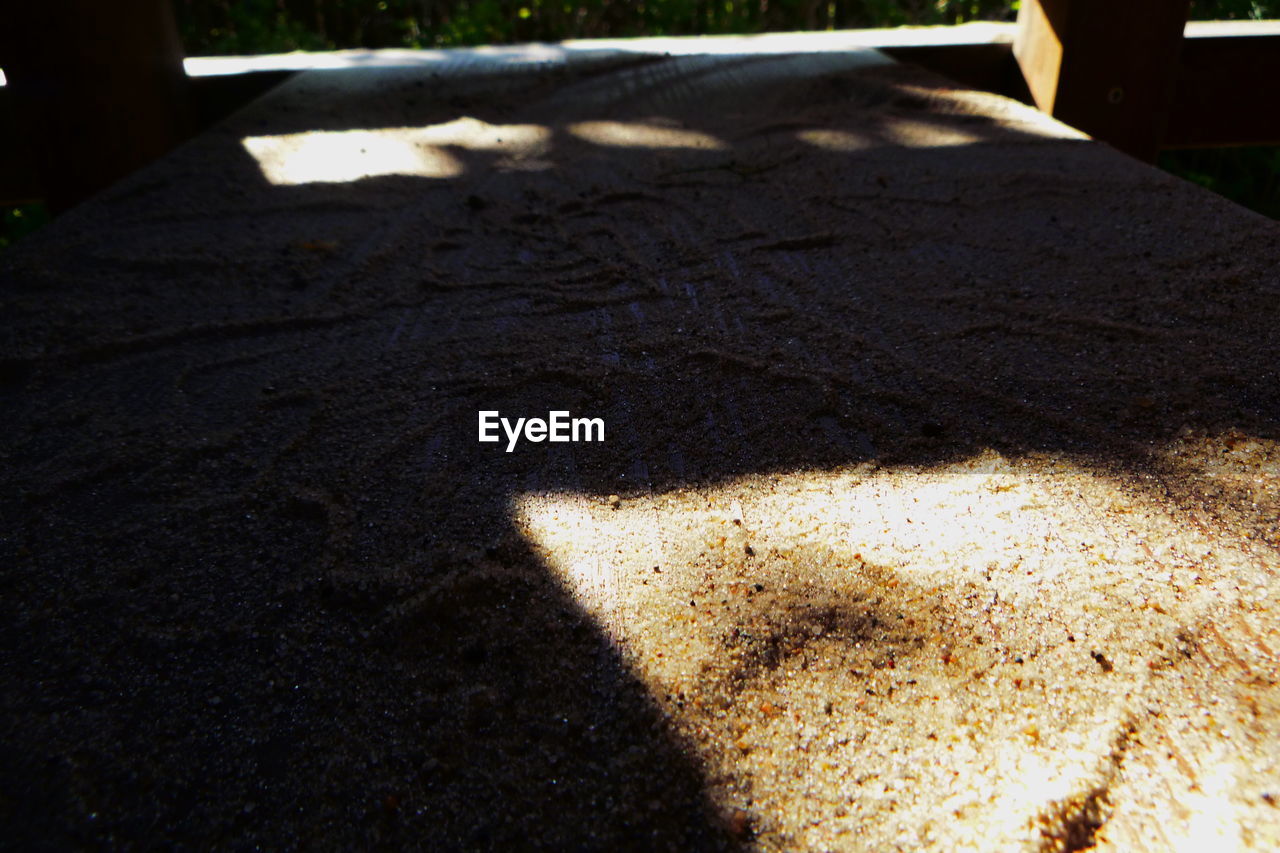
(2, 0), (1278, 250)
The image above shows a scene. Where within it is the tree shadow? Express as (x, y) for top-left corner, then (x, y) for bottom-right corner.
(1, 44), (1278, 848)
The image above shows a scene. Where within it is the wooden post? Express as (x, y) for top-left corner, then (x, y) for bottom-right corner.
(1014, 0), (1190, 161)
(0, 0), (192, 212)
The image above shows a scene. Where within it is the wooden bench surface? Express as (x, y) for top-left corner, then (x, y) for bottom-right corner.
(2, 40), (1279, 849)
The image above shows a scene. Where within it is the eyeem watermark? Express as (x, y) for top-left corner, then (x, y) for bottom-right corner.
(478, 410), (605, 452)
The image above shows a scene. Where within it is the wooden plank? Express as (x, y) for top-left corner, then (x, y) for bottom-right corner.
(5, 42), (1280, 848)
(1012, 0), (1068, 112)
(1014, 0), (1191, 161)
(1184, 20), (1280, 37)
(1165, 29), (1280, 148)
(0, 0), (192, 212)
(0, 69), (295, 206)
(880, 42), (1025, 98)
(0, 89), (43, 204)
(191, 70), (296, 131)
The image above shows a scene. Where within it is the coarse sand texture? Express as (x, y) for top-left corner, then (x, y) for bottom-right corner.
(2, 35), (1279, 851)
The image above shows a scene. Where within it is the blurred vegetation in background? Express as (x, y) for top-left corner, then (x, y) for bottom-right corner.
(174, 0), (1020, 53)
(4, 0), (1279, 248)
(170, 0), (1279, 53)
(0, 203), (50, 251)
(1160, 146), (1280, 220)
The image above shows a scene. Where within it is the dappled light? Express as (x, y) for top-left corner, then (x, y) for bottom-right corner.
(5, 23), (1280, 852)
(514, 450), (1272, 847)
(567, 120), (728, 151)
(795, 128), (875, 152)
(244, 127), (466, 183)
(242, 118), (551, 184)
(879, 117), (985, 148)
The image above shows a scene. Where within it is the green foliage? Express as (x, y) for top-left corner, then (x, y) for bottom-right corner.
(174, 0), (1029, 55)
(176, 0), (331, 52)
(172, 0), (1280, 55)
(1160, 146), (1280, 220)
(0, 204), (49, 251)
(1191, 0), (1278, 18)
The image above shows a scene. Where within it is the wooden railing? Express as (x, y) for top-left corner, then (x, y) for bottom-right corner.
(1, 0), (1278, 209)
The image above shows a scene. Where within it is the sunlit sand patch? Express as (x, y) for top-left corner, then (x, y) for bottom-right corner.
(567, 120), (729, 151)
(513, 451), (1277, 850)
(794, 129), (873, 152)
(879, 117), (983, 149)
(1157, 428), (1280, 530)
(242, 117), (550, 184)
